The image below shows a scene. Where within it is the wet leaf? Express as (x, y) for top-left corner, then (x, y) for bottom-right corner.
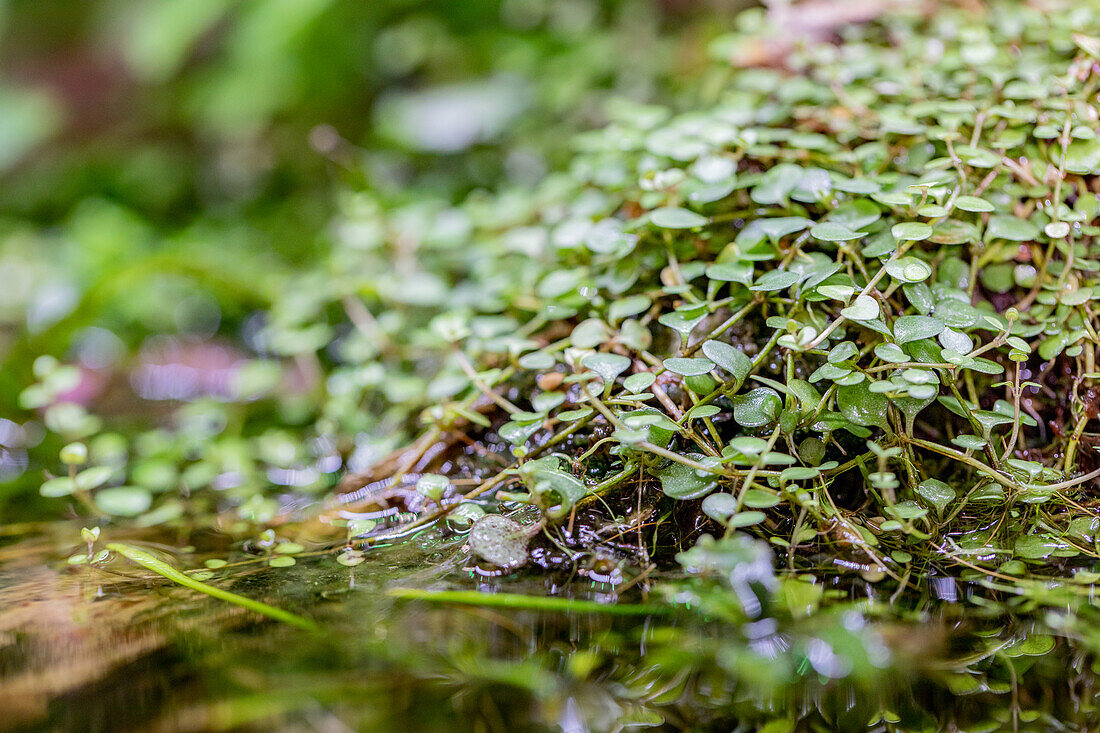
(892, 315), (945, 345)
(915, 479), (955, 515)
(731, 387), (782, 427)
(837, 381), (890, 430)
(658, 455), (718, 500)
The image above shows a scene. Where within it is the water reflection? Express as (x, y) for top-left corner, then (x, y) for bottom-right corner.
(1, 522), (1099, 731)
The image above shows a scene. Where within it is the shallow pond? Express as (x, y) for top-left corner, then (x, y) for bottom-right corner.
(2, 520), (1100, 732)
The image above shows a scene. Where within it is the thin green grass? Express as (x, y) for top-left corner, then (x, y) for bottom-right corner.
(108, 542), (319, 632)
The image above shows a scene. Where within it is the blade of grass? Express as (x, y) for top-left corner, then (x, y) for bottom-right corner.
(107, 542), (319, 632)
(387, 587), (675, 616)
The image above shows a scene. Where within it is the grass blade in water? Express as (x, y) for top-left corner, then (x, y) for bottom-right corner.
(388, 587), (674, 616)
(108, 542), (319, 631)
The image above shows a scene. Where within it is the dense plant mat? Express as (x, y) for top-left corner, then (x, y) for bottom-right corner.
(14, 1), (1100, 730)
(305, 0), (1100, 583)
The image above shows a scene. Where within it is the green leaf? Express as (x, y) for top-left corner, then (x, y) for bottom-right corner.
(701, 340), (752, 389)
(731, 387), (782, 428)
(780, 466), (820, 482)
(520, 457), (588, 509)
(892, 315), (945, 345)
(1015, 534), (1071, 560)
(841, 294), (879, 321)
(810, 221), (864, 242)
(657, 455), (718, 500)
(623, 373), (656, 393)
(608, 295), (651, 322)
(499, 420), (541, 446)
(874, 343), (908, 363)
(582, 353), (631, 384)
(663, 357), (715, 376)
(685, 404), (721, 420)
(743, 488), (782, 508)
(758, 216), (813, 241)
(827, 199), (881, 231)
(75, 466), (114, 492)
(930, 219), (979, 245)
(40, 477), (75, 498)
(954, 195), (994, 212)
(951, 434), (987, 450)
(707, 262), (754, 285)
(571, 318), (610, 349)
(891, 222), (933, 241)
(751, 164), (803, 204)
(728, 511), (766, 527)
(916, 478), (955, 515)
(872, 191), (912, 207)
(884, 257), (932, 283)
(658, 305), (709, 339)
(751, 269), (800, 291)
(985, 215), (1039, 241)
(837, 381), (890, 430)
(651, 207), (707, 229)
(827, 341), (858, 363)
(701, 492), (738, 522)
(96, 486), (154, 517)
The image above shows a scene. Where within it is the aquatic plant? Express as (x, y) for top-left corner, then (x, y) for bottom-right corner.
(8, 1), (1100, 728)
(309, 0), (1100, 590)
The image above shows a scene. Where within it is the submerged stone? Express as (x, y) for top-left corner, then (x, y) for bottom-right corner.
(468, 514), (532, 570)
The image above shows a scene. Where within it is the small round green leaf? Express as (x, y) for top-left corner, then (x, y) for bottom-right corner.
(650, 207), (708, 229)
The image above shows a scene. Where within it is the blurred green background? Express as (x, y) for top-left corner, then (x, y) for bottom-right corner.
(0, 0), (743, 520)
